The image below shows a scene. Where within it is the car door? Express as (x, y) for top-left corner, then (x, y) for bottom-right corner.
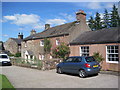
(71, 57), (82, 74)
(62, 57), (74, 73)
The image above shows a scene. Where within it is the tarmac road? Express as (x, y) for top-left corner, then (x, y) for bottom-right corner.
(0, 66), (119, 88)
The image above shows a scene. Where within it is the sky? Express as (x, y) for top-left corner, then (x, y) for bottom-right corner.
(1, 1), (119, 42)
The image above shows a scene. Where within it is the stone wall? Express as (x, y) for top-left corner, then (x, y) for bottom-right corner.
(4, 39), (18, 54)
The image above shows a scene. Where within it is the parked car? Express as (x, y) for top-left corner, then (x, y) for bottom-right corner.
(0, 54), (12, 66)
(56, 56), (101, 78)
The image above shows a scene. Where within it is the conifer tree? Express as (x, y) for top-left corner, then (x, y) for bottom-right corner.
(88, 16), (95, 30)
(95, 12), (102, 30)
(110, 4), (119, 27)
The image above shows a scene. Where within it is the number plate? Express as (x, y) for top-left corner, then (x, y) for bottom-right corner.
(93, 65), (98, 67)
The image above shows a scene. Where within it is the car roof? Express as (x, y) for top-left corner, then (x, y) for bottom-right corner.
(0, 54), (8, 56)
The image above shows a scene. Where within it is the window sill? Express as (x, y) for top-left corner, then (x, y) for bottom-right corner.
(106, 61), (119, 64)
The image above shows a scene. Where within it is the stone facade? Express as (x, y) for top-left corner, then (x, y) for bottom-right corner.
(4, 33), (23, 54)
(21, 10), (90, 60)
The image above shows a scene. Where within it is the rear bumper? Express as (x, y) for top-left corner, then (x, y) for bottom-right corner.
(85, 67), (101, 75)
(0, 62), (12, 66)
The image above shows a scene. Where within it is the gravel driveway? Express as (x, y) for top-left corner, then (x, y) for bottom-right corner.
(0, 66), (119, 88)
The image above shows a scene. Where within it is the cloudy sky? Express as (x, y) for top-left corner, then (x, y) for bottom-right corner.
(1, 1), (118, 42)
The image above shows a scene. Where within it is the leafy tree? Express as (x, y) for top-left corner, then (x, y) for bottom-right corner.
(88, 16), (95, 30)
(103, 9), (111, 28)
(44, 38), (52, 58)
(52, 43), (70, 59)
(93, 52), (104, 63)
(110, 4), (119, 27)
(94, 12), (102, 30)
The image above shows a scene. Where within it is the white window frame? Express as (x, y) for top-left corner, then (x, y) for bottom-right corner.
(106, 45), (119, 64)
(40, 40), (44, 46)
(39, 55), (44, 60)
(56, 39), (60, 45)
(80, 46), (89, 56)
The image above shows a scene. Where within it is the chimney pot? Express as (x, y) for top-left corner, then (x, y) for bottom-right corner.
(76, 10), (86, 22)
(18, 32), (23, 39)
(31, 29), (36, 35)
(45, 24), (50, 30)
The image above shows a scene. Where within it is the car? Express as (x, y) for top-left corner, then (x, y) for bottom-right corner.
(56, 56), (101, 78)
(0, 54), (12, 66)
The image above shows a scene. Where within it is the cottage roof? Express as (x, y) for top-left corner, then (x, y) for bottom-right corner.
(70, 27), (120, 45)
(23, 21), (79, 41)
(10, 38), (23, 45)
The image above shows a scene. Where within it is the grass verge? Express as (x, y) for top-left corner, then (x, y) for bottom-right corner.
(0, 74), (15, 90)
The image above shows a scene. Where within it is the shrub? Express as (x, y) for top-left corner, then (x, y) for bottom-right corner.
(93, 52), (104, 62)
(52, 43), (70, 59)
(15, 52), (21, 57)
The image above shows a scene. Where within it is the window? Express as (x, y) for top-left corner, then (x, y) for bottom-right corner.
(80, 46), (89, 56)
(65, 57), (73, 62)
(73, 57), (82, 62)
(106, 45), (119, 63)
(39, 54), (44, 60)
(56, 39), (60, 45)
(40, 40), (44, 46)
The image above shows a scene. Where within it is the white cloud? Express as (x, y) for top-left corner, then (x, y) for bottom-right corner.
(46, 19), (66, 26)
(59, 13), (75, 21)
(4, 14), (40, 26)
(87, 2), (102, 9)
(2, 34), (8, 37)
(33, 23), (45, 29)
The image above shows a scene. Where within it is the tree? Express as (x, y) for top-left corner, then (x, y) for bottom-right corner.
(52, 43), (70, 59)
(110, 4), (119, 27)
(103, 9), (110, 28)
(88, 16), (95, 30)
(44, 38), (52, 59)
(94, 12), (102, 30)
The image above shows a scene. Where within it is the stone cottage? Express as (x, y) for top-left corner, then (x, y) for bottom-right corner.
(4, 33), (23, 54)
(21, 10), (90, 60)
(21, 10), (119, 71)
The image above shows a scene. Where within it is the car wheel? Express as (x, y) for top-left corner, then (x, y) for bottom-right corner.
(57, 67), (63, 74)
(79, 70), (87, 78)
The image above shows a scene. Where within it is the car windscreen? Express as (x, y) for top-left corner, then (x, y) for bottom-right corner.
(0, 55), (8, 59)
(85, 57), (96, 62)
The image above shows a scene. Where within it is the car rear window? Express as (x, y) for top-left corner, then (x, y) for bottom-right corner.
(85, 57), (96, 62)
(0, 55), (8, 59)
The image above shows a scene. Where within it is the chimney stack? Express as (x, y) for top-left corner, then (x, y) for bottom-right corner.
(45, 24), (50, 30)
(76, 10), (86, 22)
(18, 32), (23, 39)
(31, 29), (36, 35)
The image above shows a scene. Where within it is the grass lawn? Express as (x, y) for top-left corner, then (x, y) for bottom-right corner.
(0, 74), (15, 89)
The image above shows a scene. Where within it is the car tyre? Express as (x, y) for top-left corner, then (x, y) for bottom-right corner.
(57, 67), (63, 74)
(79, 70), (87, 78)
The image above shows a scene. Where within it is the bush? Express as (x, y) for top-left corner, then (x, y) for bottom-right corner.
(15, 53), (21, 57)
(93, 52), (104, 62)
(52, 43), (70, 59)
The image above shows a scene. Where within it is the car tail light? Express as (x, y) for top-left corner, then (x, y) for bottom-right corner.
(85, 63), (91, 68)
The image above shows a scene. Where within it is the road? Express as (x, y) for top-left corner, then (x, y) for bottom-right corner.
(0, 66), (119, 88)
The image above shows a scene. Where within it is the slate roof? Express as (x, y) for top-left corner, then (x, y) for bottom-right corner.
(10, 38), (23, 45)
(23, 21), (77, 41)
(70, 27), (120, 45)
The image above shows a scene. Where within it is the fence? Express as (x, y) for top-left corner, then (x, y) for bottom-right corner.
(10, 57), (63, 70)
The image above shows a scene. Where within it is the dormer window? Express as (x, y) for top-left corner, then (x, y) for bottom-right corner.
(56, 39), (60, 45)
(40, 40), (44, 46)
